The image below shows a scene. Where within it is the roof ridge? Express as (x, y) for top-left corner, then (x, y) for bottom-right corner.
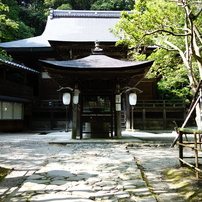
(49, 9), (131, 19)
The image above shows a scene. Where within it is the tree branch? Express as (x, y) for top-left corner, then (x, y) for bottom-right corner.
(164, 40), (196, 87)
(143, 29), (191, 37)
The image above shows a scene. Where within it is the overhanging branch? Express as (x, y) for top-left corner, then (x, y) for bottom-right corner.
(143, 29), (191, 37)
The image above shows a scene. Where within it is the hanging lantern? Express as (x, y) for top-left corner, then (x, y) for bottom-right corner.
(129, 93), (137, 106)
(63, 92), (71, 105)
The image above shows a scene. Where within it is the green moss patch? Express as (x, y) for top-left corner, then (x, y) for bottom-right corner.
(163, 167), (202, 201)
(0, 166), (10, 182)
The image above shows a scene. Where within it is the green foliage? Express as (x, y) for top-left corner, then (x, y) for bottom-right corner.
(145, 49), (193, 101)
(44, 0), (71, 9)
(113, 0), (184, 48)
(43, 0), (135, 10)
(113, 0), (202, 101)
(157, 66), (191, 101)
(1, 0), (35, 41)
(18, 6), (46, 36)
(163, 168), (202, 201)
(91, 0), (135, 11)
(44, 0), (93, 10)
(0, 1), (18, 42)
(57, 4), (72, 10)
(0, 49), (11, 61)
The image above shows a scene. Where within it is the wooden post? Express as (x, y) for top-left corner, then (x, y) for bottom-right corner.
(163, 108), (167, 130)
(115, 84), (122, 138)
(179, 130), (184, 167)
(131, 106), (134, 131)
(194, 132), (199, 178)
(50, 104), (54, 130)
(143, 108), (146, 130)
(72, 103), (78, 139)
(72, 85), (80, 139)
(125, 94), (131, 130)
(116, 110), (122, 138)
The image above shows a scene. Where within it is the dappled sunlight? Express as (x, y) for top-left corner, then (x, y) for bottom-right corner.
(1, 143), (155, 201)
(164, 167), (202, 201)
(0, 137), (64, 170)
(1, 132), (201, 201)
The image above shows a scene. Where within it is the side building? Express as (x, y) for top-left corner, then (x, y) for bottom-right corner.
(0, 59), (40, 131)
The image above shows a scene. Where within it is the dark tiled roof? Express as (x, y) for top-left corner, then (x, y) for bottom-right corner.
(40, 54), (154, 88)
(0, 10), (127, 49)
(40, 54), (153, 69)
(0, 59), (40, 74)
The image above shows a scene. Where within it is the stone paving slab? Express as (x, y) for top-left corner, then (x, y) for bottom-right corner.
(2, 143), (157, 202)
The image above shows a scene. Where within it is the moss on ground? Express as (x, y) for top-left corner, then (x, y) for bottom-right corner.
(163, 167), (202, 201)
(0, 166), (10, 182)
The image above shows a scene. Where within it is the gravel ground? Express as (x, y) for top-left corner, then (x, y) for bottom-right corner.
(0, 131), (199, 201)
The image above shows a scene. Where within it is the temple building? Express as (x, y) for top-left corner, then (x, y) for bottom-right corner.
(0, 10), (186, 135)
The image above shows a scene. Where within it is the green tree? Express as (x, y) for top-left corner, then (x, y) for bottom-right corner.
(0, 1), (18, 42)
(91, 0), (135, 10)
(57, 4), (72, 10)
(113, 0), (202, 126)
(0, 1), (18, 59)
(2, 0), (35, 40)
(18, 6), (46, 36)
(44, 0), (94, 10)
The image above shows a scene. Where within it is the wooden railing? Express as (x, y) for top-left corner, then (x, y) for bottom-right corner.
(177, 128), (202, 178)
(34, 99), (186, 109)
(135, 99), (186, 109)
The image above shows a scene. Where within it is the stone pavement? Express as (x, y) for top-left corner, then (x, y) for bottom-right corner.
(2, 143), (157, 202)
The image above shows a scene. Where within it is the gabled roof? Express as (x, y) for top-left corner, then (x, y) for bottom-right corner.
(0, 10), (126, 50)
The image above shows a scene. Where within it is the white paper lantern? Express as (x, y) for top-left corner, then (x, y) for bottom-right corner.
(129, 93), (137, 106)
(62, 92), (71, 105)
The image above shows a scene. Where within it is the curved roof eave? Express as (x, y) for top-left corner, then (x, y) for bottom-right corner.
(40, 55), (154, 70)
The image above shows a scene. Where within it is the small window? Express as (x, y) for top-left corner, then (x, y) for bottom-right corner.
(0, 101), (23, 120)
(13, 103), (23, 119)
(2, 102), (13, 119)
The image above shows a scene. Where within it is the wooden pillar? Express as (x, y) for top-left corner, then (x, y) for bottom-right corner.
(163, 108), (167, 130)
(72, 103), (78, 139)
(115, 84), (122, 138)
(143, 108), (146, 130)
(194, 132), (199, 178)
(125, 94), (131, 130)
(72, 85), (80, 139)
(179, 130), (184, 167)
(50, 103), (54, 130)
